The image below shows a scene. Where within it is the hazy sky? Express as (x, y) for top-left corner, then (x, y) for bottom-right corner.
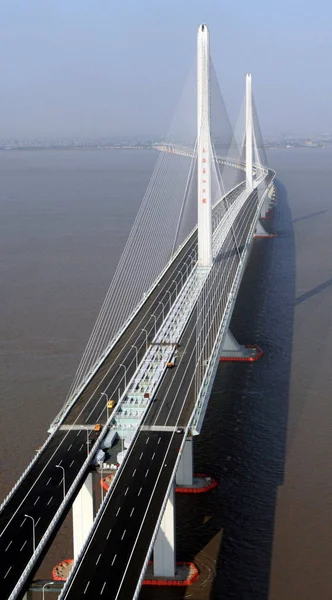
(1, 0), (331, 138)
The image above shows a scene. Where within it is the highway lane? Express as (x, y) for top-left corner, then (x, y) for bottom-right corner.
(0, 178), (247, 599)
(60, 430), (183, 600)
(62, 180), (246, 428)
(145, 188), (262, 429)
(0, 429), (100, 600)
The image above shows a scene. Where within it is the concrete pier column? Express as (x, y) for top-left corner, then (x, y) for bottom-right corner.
(255, 220), (269, 237)
(153, 483), (176, 578)
(260, 197), (270, 218)
(176, 437), (193, 487)
(221, 330), (244, 357)
(72, 472), (95, 560)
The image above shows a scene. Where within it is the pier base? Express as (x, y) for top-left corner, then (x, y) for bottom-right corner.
(220, 330), (263, 362)
(143, 561), (199, 586)
(254, 220), (277, 239)
(176, 473), (218, 493)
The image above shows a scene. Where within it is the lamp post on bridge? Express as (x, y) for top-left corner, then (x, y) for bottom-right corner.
(165, 290), (172, 310)
(172, 279), (178, 297)
(158, 301), (165, 322)
(119, 364), (127, 389)
(141, 329), (149, 352)
(131, 345), (139, 370)
(150, 314), (157, 337)
(42, 581), (54, 600)
(56, 464), (66, 500)
(24, 513), (36, 554)
(100, 391), (109, 421)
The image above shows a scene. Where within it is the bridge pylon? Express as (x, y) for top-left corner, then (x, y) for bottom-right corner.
(197, 23), (212, 268)
(245, 73), (253, 191)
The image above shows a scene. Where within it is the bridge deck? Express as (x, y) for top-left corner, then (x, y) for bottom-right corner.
(0, 181), (247, 600)
(60, 186), (264, 600)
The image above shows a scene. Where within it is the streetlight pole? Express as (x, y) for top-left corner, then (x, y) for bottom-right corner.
(165, 290), (172, 309)
(24, 514), (36, 554)
(56, 464), (66, 500)
(150, 314), (157, 337)
(100, 391), (109, 421)
(42, 581), (54, 600)
(158, 301), (165, 322)
(131, 345), (139, 370)
(119, 364), (127, 389)
(172, 279), (178, 297)
(141, 329), (149, 351)
(86, 429), (90, 458)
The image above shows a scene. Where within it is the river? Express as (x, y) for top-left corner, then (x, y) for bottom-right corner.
(1, 147), (331, 599)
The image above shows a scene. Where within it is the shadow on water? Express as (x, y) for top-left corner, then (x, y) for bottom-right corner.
(292, 209), (328, 224)
(295, 277), (332, 305)
(207, 180), (295, 599)
(139, 180), (295, 600)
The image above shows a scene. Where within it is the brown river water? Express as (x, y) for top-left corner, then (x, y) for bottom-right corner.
(1, 147), (332, 599)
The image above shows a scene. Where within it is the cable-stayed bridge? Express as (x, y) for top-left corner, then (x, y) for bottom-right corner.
(0, 24), (276, 600)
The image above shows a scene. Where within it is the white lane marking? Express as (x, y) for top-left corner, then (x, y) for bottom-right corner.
(139, 452), (143, 460)
(96, 553), (102, 565)
(158, 437), (161, 444)
(138, 487), (142, 496)
(34, 496), (40, 505)
(0, 235), (199, 539)
(5, 540), (12, 551)
(58, 460), (62, 466)
(145, 437), (150, 444)
(50, 239), (201, 594)
(132, 469), (136, 478)
(145, 469), (149, 478)
(111, 554), (117, 566)
(4, 566), (12, 579)
(113, 429), (179, 600)
(69, 459), (75, 468)
(121, 529), (126, 540)
(20, 540), (27, 552)
(76, 431), (81, 437)
(116, 507), (121, 516)
(47, 496), (53, 506)
(125, 487), (129, 496)
(35, 517), (41, 527)
(67, 444), (72, 452)
(130, 507), (135, 517)
(46, 477), (52, 486)
(79, 444), (84, 451)
(20, 518), (27, 528)
(152, 453), (155, 460)
(106, 528), (112, 539)
(83, 581), (90, 594)
(100, 582), (107, 595)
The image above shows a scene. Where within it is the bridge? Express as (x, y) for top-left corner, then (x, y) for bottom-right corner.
(0, 24), (276, 600)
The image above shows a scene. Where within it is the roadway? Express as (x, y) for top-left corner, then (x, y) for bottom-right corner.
(59, 430), (183, 599)
(0, 179), (246, 600)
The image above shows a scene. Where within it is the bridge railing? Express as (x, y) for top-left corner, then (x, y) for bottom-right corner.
(50, 173), (248, 433)
(191, 169), (276, 434)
